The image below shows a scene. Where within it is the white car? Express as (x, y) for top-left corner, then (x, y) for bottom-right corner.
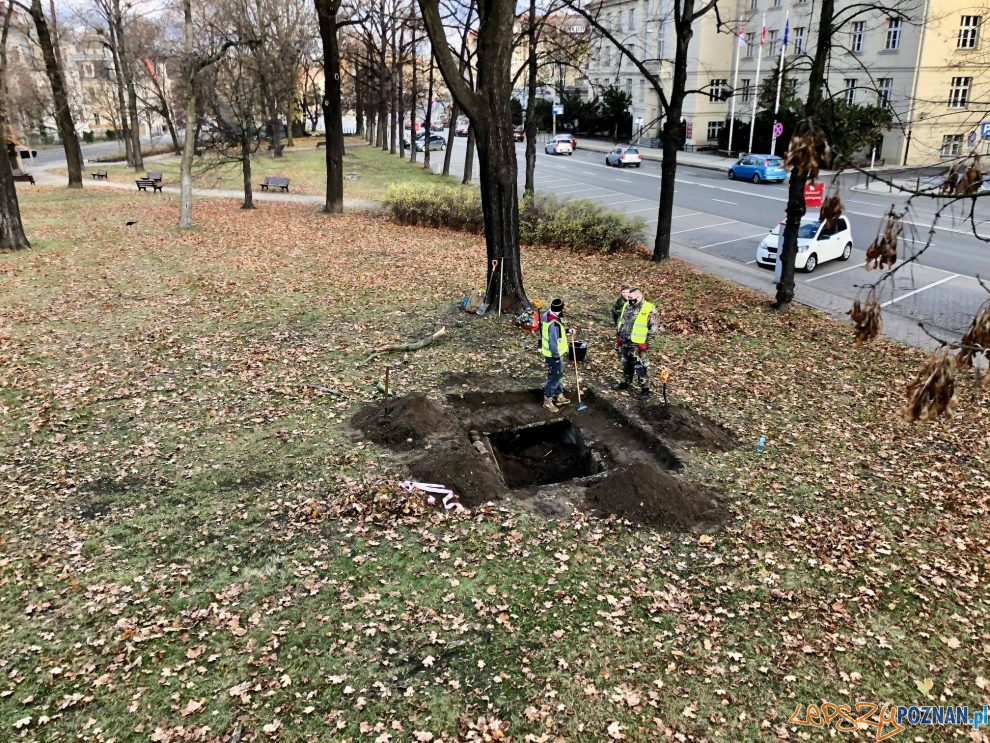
(756, 215), (854, 273)
(605, 146), (642, 168)
(545, 135), (573, 156)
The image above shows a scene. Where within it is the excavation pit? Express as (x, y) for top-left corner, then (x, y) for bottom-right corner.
(488, 419), (603, 489)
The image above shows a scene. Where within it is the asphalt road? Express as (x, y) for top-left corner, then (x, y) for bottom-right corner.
(29, 136), (171, 167)
(433, 136), (990, 336)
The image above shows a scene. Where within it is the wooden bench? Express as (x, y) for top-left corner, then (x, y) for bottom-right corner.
(11, 170), (35, 184)
(267, 143), (285, 156)
(145, 171), (163, 182)
(260, 176), (290, 192)
(316, 140), (326, 148)
(136, 178), (163, 192)
(91, 170), (108, 179)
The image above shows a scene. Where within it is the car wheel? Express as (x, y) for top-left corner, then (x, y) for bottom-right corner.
(839, 242), (852, 261)
(752, 173), (761, 184)
(635, 163), (641, 168)
(804, 253), (818, 273)
(727, 169), (735, 180)
(605, 158), (611, 166)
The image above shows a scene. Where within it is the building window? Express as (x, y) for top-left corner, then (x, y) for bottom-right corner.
(707, 121), (723, 140)
(885, 18), (901, 50)
(768, 29), (779, 55)
(793, 27), (805, 53)
(750, 0), (758, 9)
(746, 32), (756, 58)
(625, 78), (632, 97)
(958, 16), (980, 49)
(949, 76), (971, 107)
(657, 21), (666, 57)
(877, 78), (893, 107)
(740, 79), (752, 103)
(797, 0), (807, 4)
(851, 21), (865, 53)
(772, 0), (781, 6)
(941, 134), (964, 156)
(639, 78), (645, 102)
(628, 8), (635, 29)
(94, 112), (101, 125)
(709, 79), (728, 101)
(844, 79), (857, 105)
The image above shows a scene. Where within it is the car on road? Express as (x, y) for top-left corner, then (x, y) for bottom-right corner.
(605, 146), (642, 168)
(756, 215), (854, 273)
(455, 121), (469, 136)
(513, 125), (525, 142)
(555, 132), (577, 150)
(416, 134), (447, 151)
(545, 135), (573, 155)
(728, 154), (787, 183)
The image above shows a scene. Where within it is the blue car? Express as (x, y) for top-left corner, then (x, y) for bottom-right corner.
(728, 154), (787, 183)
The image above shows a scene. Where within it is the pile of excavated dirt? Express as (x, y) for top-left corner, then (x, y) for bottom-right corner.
(408, 440), (506, 507)
(585, 462), (727, 531)
(351, 393), (461, 450)
(641, 404), (739, 452)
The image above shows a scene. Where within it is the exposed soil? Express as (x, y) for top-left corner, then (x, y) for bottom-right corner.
(489, 420), (599, 489)
(585, 462), (727, 532)
(641, 403), (739, 452)
(407, 439), (506, 507)
(351, 393), (461, 450)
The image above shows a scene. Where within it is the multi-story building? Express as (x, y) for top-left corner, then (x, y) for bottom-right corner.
(511, 13), (593, 102)
(586, 0), (990, 165)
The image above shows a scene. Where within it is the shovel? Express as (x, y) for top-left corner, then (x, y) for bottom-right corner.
(476, 259), (499, 316)
(569, 330), (588, 412)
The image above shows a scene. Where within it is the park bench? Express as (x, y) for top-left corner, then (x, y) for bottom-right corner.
(136, 178), (163, 192)
(11, 170), (35, 184)
(316, 140), (327, 148)
(145, 170), (163, 182)
(260, 175), (290, 192)
(267, 143), (285, 156)
(91, 169), (108, 179)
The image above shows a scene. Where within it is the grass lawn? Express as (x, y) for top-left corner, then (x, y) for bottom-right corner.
(82, 137), (446, 201)
(1, 187), (988, 741)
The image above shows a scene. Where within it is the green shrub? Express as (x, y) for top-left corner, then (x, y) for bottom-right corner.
(82, 131), (95, 144)
(385, 184), (645, 253)
(105, 129), (117, 140)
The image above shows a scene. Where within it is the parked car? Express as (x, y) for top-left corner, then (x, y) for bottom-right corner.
(416, 134), (447, 151)
(545, 135), (573, 156)
(513, 125), (525, 142)
(728, 154), (787, 183)
(605, 146), (642, 168)
(455, 121), (469, 136)
(756, 215), (854, 273)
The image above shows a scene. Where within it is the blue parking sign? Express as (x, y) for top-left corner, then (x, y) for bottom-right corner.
(982, 121), (990, 139)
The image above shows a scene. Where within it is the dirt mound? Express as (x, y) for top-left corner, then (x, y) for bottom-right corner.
(642, 404), (738, 452)
(352, 393), (461, 449)
(585, 462), (727, 531)
(408, 440), (505, 507)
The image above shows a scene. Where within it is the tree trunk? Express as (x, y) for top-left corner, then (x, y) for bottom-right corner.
(314, 0), (344, 214)
(423, 53), (434, 169)
(107, 26), (132, 166)
(29, 0), (82, 188)
(397, 23), (405, 159)
(178, 0), (196, 228)
(462, 124), (474, 184)
(285, 98), (294, 147)
(442, 102), (456, 176)
(355, 73), (364, 136)
(408, 28), (417, 163)
(775, 0), (834, 309)
(389, 10), (397, 155)
(523, 0), (537, 195)
(0, 5), (30, 251)
(240, 134), (254, 209)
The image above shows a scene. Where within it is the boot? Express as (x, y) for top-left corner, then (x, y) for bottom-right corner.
(638, 387), (651, 400)
(612, 380), (630, 391)
(554, 393), (571, 406)
(543, 396), (560, 413)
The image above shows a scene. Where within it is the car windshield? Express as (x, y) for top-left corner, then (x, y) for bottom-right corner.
(767, 158), (783, 168)
(771, 222), (820, 238)
(626, 148), (639, 154)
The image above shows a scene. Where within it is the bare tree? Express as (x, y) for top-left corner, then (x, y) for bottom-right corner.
(0, 0), (30, 250)
(313, 0), (355, 214)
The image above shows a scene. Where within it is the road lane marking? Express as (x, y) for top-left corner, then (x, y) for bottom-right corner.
(598, 197), (647, 206)
(671, 220), (738, 235)
(879, 274), (961, 306)
(624, 205), (659, 214)
(614, 178), (632, 183)
(696, 232), (768, 250)
(804, 261), (866, 282)
(712, 198), (736, 205)
(552, 186), (610, 196)
(672, 211), (703, 219)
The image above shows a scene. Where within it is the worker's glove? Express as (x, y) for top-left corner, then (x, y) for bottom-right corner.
(615, 334), (622, 348)
(638, 343), (649, 351)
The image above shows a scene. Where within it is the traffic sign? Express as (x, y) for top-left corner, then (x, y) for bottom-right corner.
(772, 121), (784, 139)
(969, 131), (978, 147)
(981, 121), (990, 140)
(804, 182), (824, 208)
(552, 104), (564, 116)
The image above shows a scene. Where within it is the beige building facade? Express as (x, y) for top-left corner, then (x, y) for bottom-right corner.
(586, 0), (990, 165)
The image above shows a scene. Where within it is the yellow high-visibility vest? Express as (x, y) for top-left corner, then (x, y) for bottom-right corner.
(540, 316), (568, 358)
(616, 301), (655, 344)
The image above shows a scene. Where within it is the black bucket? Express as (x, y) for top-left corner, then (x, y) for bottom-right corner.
(570, 341), (589, 363)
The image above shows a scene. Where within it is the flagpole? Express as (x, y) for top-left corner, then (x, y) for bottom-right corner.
(727, 28), (743, 157)
(748, 27), (764, 153)
(771, 11), (789, 155)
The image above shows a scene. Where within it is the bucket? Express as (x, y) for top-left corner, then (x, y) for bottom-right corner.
(570, 341), (589, 363)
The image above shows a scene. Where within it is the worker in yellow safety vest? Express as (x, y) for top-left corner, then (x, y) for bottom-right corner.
(614, 287), (659, 399)
(540, 298), (570, 413)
